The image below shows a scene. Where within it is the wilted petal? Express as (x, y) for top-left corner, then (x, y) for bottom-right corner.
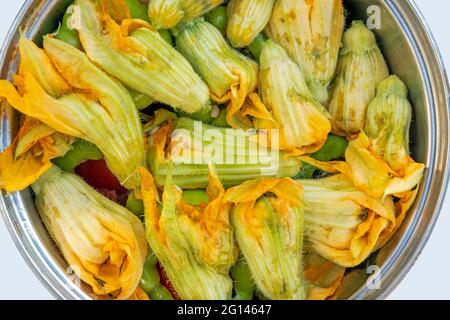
(0, 36), (145, 190)
(18, 36), (71, 97)
(148, 0), (183, 29)
(147, 117), (302, 189)
(0, 115), (74, 192)
(175, 19), (264, 128)
(328, 21), (389, 136)
(301, 174), (396, 267)
(72, 0), (211, 114)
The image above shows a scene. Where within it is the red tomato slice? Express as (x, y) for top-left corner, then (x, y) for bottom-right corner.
(157, 262), (180, 300)
(75, 159), (127, 194)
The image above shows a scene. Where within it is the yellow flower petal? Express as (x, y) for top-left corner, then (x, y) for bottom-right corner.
(0, 74), (82, 137)
(0, 137), (53, 193)
(127, 287), (150, 300)
(375, 187), (420, 250)
(148, 0), (183, 29)
(175, 19), (258, 127)
(224, 178), (280, 203)
(300, 132), (423, 199)
(384, 161), (425, 198)
(15, 117), (56, 158)
(259, 40), (331, 154)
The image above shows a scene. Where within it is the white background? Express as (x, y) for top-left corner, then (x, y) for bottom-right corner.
(0, 0), (449, 300)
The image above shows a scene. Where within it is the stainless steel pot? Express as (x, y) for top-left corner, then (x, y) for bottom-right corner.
(0, 0), (448, 300)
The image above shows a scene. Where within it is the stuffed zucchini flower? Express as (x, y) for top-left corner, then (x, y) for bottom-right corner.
(71, 0), (211, 114)
(148, 0), (184, 29)
(17, 35), (71, 97)
(259, 40), (331, 154)
(147, 115), (302, 189)
(140, 167), (238, 300)
(176, 19), (273, 129)
(0, 116), (74, 192)
(226, 0), (275, 48)
(0, 37), (75, 192)
(334, 76), (425, 199)
(0, 36), (145, 190)
(148, 0), (224, 29)
(365, 75), (421, 177)
(301, 174), (397, 267)
(266, 0), (345, 104)
(224, 177), (305, 300)
(32, 167), (147, 299)
(328, 21), (389, 136)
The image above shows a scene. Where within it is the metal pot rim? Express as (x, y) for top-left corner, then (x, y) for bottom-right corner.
(350, 0), (450, 300)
